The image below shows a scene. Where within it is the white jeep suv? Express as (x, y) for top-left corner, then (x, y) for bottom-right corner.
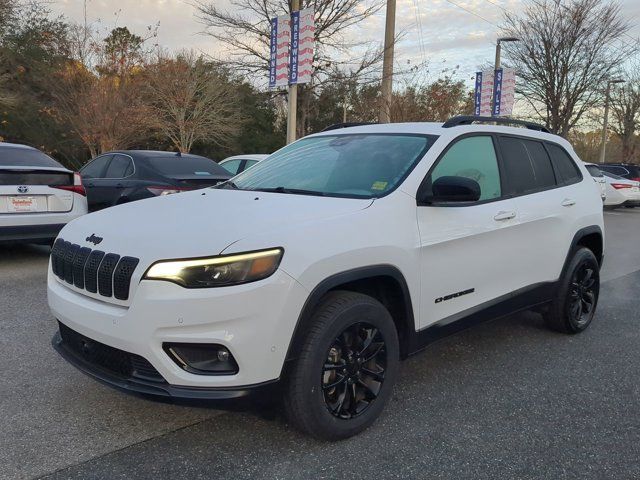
(48, 117), (604, 440)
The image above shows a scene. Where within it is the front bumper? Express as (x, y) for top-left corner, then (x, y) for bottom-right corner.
(52, 326), (270, 399)
(48, 267), (308, 390)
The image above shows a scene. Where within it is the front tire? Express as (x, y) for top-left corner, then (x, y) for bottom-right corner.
(544, 247), (600, 334)
(283, 291), (399, 440)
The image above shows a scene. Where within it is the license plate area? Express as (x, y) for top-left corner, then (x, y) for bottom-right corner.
(7, 196), (40, 212)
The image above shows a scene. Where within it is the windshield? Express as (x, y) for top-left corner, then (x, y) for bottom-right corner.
(0, 146), (63, 168)
(227, 134), (437, 198)
(148, 155), (229, 177)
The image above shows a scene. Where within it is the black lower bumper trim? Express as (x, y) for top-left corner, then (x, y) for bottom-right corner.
(52, 330), (276, 400)
(0, 223), (65, 242)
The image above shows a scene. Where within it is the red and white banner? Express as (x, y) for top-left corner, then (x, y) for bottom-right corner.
(294, 8), (314, 84)
(497, 68), (516, 116)
(269, 9), (313, 87)
(478, 69), (494, 116)
(269, 14), (291, 88)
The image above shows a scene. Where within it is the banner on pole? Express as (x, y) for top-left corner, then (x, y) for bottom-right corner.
(269, 9), (314, 87)
(269, 15), (291, 88)
(293, 8), (314, 84)
(492, 68), (503, 116)
(474, 70), (494, 116)
(497, 68), (515, 116)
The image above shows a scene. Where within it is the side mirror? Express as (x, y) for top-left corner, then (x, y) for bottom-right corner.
(423, 175), (481, 204)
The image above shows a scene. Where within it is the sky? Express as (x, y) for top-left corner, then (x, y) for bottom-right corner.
(50, 0), (640, 88)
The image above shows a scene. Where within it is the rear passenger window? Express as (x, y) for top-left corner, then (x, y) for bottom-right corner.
(429, 136), (502, 201)
(547, 144), (582, 184)
(499, 137), (557, 195)
(105, 155), (133, 178)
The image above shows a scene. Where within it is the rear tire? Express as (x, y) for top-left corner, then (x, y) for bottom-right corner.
(283, 291), (399, 440)
(544, 247), (600, 334)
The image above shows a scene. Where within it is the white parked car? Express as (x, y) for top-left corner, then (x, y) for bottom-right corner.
(1, 143), (87, 244)
(48, 117), (604, 440)
(219, 154), (269, 175)
(583, 163), (607, 202)
(602, 171), (640, 208)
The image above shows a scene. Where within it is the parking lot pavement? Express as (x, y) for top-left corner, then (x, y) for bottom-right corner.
(2, 210), (640, 480)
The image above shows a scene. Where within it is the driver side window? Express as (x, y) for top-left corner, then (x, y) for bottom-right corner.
(429, 136), (502, 202)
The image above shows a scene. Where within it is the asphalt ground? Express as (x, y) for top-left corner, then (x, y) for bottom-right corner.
(2, 209), (640, 480)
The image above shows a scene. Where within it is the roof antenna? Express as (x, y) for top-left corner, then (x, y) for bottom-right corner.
(175, 150), (181, 157)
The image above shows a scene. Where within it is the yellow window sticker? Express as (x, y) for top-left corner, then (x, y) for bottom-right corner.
(371, 181), (388, 191)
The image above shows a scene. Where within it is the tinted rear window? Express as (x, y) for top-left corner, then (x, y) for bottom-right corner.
(598, 165), (627, 176)
(547, 144), (582, 184)
(585, 165), (603, 177)
(147, 155), (229, 176)
(0, 171), (72, 185)
(0, 146), (63, 168)
(499, 137), (557, 195)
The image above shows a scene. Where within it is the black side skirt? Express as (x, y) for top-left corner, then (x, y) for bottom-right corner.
(407, 282), (556, 356)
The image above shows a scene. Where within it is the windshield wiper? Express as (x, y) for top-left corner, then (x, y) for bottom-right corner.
(252, 186), (326, 196)
(216, 180), (239, 189)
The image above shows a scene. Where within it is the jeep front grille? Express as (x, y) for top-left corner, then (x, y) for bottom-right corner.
(51, 238), (139, 300)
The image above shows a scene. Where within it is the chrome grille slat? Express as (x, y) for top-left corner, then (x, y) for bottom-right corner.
(50, 238), (138, 301)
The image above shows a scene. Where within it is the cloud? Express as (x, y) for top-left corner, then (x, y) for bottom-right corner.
(51, 0), (640, 86)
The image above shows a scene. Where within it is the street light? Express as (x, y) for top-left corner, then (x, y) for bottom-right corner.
(492, 37), (519, 115)
(599, 78), (625, 164)
(494, 36), (519, 70)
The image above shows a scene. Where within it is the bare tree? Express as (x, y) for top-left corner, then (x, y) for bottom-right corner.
(52, 65), (154, 157)
(501, 0), (634, 137)
(194, 0), (383, 76)
(145, 51), (244, 153)
(609, 66), (640, 164)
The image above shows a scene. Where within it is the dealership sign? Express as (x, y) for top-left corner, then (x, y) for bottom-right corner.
(474, 68), (515, 117)
(474, 69), (495, 117)
(269, 8), (314, 87)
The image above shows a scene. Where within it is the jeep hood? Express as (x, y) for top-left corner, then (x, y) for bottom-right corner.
(58, 188), (373, 263)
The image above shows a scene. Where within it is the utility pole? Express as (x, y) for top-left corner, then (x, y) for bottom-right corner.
(492, 37), (519, 115)
(600, 78), (625, 164)
(286, 0), (300, 144)
(379, 0), (396, 123)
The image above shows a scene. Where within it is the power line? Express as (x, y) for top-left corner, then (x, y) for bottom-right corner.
(442, 0), (500, 29)
(412, 0), (427, 62)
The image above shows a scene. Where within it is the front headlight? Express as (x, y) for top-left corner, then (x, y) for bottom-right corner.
(143, 248), (283, 288)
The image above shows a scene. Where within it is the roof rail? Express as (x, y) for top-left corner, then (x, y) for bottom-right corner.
(442, 115), (551, 133)
(321, 122), (376, 132)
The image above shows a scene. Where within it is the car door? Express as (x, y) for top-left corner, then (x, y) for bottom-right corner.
(497, 135), (573, 285)
(100, 153), (135, 206)
(80, 155), (112, 211)
(416, 134), (521, 329)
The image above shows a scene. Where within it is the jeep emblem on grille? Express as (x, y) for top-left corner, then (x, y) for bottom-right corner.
(17, 185), (28, 193)
(86, 234), (103, 245)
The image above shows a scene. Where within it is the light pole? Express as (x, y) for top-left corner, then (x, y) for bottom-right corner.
(379, 0), (396, 123)
(492, 36), (519, 115)
(599, 78), (625, 164)
(286, 0), (300, 144)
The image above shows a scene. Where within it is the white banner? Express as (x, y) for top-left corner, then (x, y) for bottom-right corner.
(497, 68), (516, 116)
(269, 15), (291, 88)
(479, 69), (494, 117)
(294, 8), (314, 84)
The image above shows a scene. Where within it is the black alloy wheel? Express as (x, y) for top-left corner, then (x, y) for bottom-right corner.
(284, 291), (399, 440)
(544, 247), (600, 334)
(567, 262), (597, 328)
(321, 322), (387, 419)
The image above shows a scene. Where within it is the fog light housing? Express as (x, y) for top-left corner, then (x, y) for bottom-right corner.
(163, 343), (239, 375)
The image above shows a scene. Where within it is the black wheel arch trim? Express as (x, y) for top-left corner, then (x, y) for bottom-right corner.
(564, 225), (604, 271)
(282, 265), (417, 370)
